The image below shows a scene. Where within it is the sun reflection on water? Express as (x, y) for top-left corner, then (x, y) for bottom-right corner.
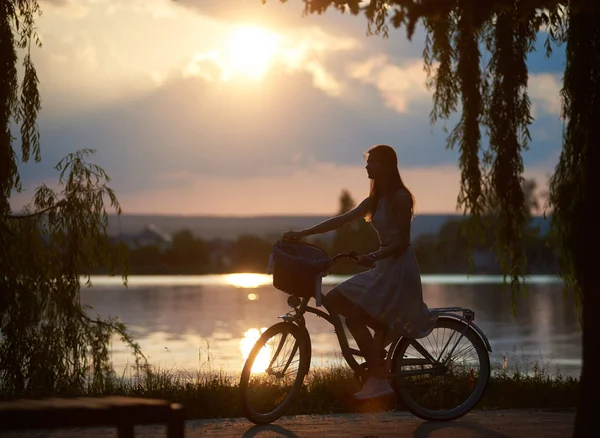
(240, 327), (270, 372)
(225, 273), (271, 289)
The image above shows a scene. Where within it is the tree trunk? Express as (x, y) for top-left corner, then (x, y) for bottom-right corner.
(574, 96), (599, 438)
(573, 3), (600, 435)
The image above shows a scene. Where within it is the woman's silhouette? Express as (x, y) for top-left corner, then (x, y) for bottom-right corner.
(283, 144), (436, 400)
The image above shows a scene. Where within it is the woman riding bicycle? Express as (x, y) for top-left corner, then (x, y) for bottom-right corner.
(283, 144), (437, 400)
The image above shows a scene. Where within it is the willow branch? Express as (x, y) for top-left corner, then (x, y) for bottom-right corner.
(80, 313), (148, 362)
(5, 199), (68, 220)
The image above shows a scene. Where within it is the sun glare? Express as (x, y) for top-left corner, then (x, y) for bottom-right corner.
(240, 328), (270, 372)
(225, 25), (280, 79)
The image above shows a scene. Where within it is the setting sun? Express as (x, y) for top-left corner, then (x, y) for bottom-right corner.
(225, 25), (280, 79)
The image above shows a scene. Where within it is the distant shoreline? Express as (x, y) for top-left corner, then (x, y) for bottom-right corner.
(107, 213), (551, 241)
(83, 273), (564, 288)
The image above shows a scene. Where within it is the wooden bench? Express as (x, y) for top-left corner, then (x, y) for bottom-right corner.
(0, 396), (185, 437)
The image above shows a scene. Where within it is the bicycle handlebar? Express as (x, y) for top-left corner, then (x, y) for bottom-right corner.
(331, 250), (360, 262)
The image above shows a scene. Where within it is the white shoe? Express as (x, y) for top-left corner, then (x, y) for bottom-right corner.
(353, 377), (395, 400)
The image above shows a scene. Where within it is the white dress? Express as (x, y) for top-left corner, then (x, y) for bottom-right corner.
(328, 190), (437, 339)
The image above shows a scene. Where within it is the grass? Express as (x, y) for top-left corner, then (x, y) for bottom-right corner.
(75, 350), (580, 419)
(483, 350), (580, 410)
(1, 351), (579, 419)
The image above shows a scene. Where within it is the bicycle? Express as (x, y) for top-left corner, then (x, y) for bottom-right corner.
(239, 242), (492, 425)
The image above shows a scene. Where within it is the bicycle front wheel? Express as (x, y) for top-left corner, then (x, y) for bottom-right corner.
(390, 317), (490, 421)
(239, 322), (310, 424)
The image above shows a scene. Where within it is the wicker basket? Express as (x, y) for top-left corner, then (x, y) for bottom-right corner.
(271, 240), (330, 298)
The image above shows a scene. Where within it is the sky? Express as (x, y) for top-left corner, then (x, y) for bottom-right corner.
(10, 0), (566, 216)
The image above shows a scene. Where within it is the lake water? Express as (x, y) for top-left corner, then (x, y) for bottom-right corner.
(81, 274), (582, 379)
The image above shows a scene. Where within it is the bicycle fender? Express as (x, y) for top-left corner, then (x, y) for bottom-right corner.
(437, 314), (492, 352)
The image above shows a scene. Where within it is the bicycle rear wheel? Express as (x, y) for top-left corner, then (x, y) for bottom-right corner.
(390, 317), (490, 421)
(239, 322), (310, 424)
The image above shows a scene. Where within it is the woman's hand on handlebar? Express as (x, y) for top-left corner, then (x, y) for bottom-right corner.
(331, 251), (375, 267)
(356, 253), (376, 268)
(282, 230), (306, 241)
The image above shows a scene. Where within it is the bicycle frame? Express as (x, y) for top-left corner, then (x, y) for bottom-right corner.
(275, 251), (492, 381)
(279, 296), (369, 377)
(279, 296), (492, 381)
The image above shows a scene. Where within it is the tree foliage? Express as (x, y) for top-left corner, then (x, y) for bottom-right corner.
(548, 0), (599, 322)
(232, 234), (274, 272)
(329, 190), (378, 274)
(0, 0), (41, 209)
(0, 1), (143, 398)
(412, 179), (556, 276)
(290, 0), (570, 304)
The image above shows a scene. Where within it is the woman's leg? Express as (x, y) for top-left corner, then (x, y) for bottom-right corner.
(324, 289), (386, 378)
(346, 308), (388, 379)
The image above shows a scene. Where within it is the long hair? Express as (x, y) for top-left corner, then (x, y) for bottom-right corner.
(364, 144), (416, 221)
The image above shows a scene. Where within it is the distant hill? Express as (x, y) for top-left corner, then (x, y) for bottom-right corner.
(107, 214), (552, 242)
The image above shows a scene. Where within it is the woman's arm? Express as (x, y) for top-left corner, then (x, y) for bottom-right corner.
(372, 239), (406, 261)
(297, 197), (372, 238)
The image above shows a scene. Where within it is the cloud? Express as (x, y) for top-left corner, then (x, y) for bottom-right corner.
(17, 61), (560, 208)
(274, 26), (361, 96)
(11, 150), (558, 216)
(181, 25), (360, 96)
(183, 51), (228, 82)
(528, 73), (563, 118)
(81, 162), (468, 216)
(42, 0), (183, 19)
(128, 0), (181, 18)
(174, 0), (315, 27)
(349, 55), (431, 113)
(15, 64), (455, 197)
(41, 0), (90, 19)
(175, 0), (428, 61)
(16, 0), (566, 216)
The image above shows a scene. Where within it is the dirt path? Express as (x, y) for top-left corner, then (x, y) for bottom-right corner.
(188, 409), (575, 437)
(1, 409), (575, 437)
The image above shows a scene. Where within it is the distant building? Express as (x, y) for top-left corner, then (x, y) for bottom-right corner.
(114, 224), (172, 251)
